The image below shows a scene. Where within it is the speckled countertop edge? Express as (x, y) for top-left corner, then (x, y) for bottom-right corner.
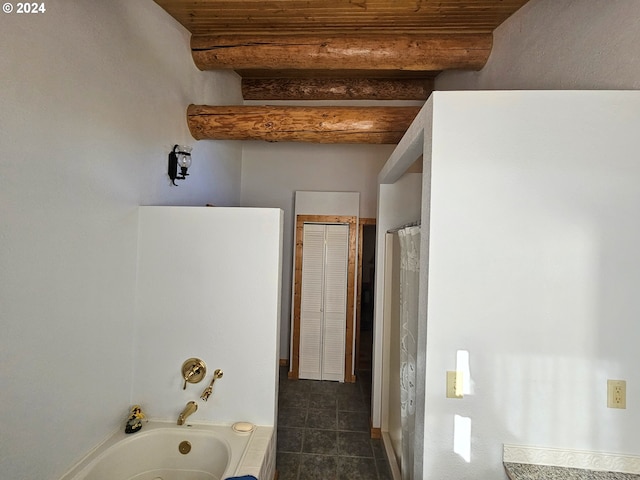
(504, 462), (640, 480)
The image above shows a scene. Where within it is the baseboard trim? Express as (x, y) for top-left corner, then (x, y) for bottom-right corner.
(503, 445), (640, 474)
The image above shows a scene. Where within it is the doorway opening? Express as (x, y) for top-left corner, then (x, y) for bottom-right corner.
(290, 214), (357, 383)
(356, 219), (377, 374)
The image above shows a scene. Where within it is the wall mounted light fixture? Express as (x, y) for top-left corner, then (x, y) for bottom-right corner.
(168, 144), (192, 186)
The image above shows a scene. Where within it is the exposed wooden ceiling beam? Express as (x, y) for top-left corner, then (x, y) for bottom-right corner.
(241, 78), (434, 101)
(187, 105), (421, 144)
(191, 34), (492, 73)
(234, 69), (439, 79)
(153, 0), (530, 36)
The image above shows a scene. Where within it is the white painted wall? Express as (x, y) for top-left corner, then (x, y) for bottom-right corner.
(368, 1), (640, 464)
(422, 91), (640, 478)
(0, 2), (242, 479)
(373, 173), (423, 427)
(241, 142), (394, 359)
(436, 0), (640, 91)
(295, 191), (361, 217)
(134, 207), (282, 426)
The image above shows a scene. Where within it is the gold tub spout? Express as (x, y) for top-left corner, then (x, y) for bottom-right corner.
(177, 401), (198, 425)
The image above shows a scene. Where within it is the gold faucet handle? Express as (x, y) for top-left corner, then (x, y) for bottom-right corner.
(181, 358), (207, 390)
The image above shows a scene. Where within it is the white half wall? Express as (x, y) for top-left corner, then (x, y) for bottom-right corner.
(241, 142), (394, 359)
(0, 2), (242, 479)
(436, 0), (640, 91)
(422, 91), (640, 478)
(134, 207), (282, 426)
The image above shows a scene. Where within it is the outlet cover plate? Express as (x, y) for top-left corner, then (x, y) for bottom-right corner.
(446, 371), (463, 399)
(607, 379), (626, 409)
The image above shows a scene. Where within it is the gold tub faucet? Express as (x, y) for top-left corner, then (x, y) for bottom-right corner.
(177, 401), (198, 425)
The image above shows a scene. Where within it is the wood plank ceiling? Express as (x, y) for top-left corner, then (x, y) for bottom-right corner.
(153, 0), (530, 143)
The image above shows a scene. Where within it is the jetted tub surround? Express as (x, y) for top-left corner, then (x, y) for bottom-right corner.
(60, 422), (275, 480)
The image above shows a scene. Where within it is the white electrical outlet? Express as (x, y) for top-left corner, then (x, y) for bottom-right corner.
(607, 379), (626, 409)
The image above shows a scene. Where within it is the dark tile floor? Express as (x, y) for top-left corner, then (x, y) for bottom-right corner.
(276, 367), (392, 480)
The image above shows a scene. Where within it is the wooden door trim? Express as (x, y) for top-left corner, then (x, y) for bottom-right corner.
(291, 214), (358, 383)
(356, 218), (376, 371)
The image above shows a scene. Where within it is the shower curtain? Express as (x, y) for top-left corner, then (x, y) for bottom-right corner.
(398, 225), (420, 480)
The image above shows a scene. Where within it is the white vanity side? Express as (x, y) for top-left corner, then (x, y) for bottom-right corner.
(134, 207), (283, 428)
(420, 91), (640, 478)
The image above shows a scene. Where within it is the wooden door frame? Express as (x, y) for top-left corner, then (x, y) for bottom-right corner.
(290, 214), (357, 383)
(355, 218), (376, 371)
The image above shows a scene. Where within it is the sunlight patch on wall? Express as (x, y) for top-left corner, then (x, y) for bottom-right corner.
(456, 349), (473, 395)
(454, 414), (472, 463)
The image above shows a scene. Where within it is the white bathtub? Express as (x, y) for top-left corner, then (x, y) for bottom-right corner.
(60, 421), (273, 480)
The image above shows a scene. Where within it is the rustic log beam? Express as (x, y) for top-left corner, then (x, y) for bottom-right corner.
(235, 69), (437, 79)
(153, 0), (530, 37)
(191, 33), (492, 72)
(187, 105), (421, 144)
(241, 77), (434, 101)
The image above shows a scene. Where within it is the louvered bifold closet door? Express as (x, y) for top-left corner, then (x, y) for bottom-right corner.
(299, 224), (326, 380)
(299, 223), (349, 381)
(321, 224), (348, 381)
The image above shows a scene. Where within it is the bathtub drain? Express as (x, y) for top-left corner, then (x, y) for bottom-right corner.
(179, 440), (192, 454)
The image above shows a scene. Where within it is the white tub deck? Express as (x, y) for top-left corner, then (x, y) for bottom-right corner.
(60, 422), (275, 480)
